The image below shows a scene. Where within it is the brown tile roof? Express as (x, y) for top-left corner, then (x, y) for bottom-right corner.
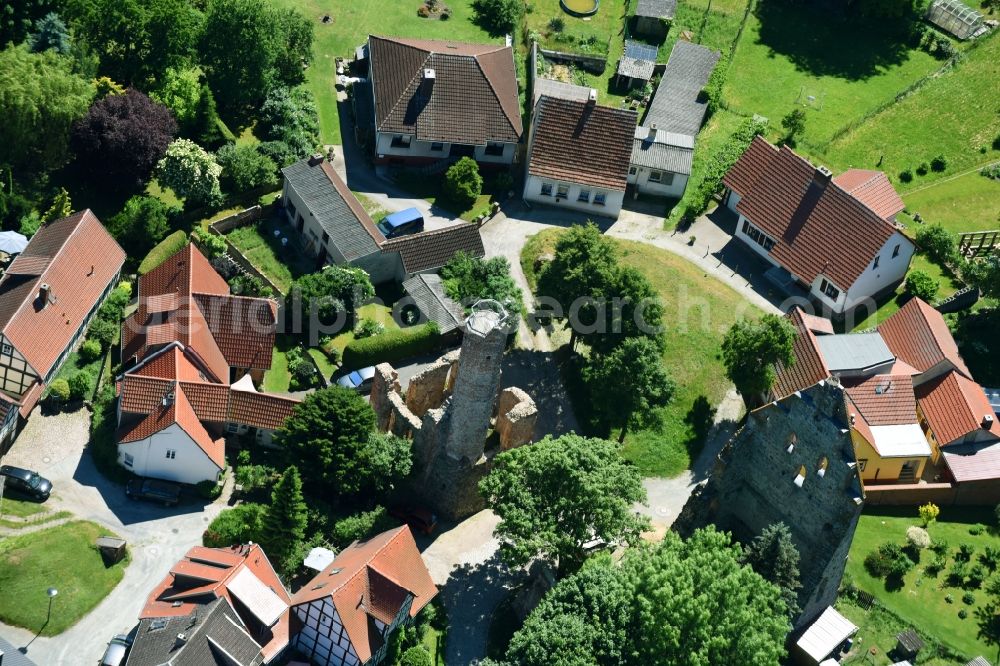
(798, 311), (834, 335)
(139, 243), (229, 300)
(723, 138), (904, 289)
(771, 307), (830, 399)
(15, 382), (42, 420)
(178, 381), (232, 423)
(721, 135), (778, 195)
(833, 169), (905, 220)
(528, 96), (637, 191)
(844, 374), (918, 425)
(228, 388), (300, 431)
(0, 210), (125, 379)
(369, 35), (522, 145)
(381, 223), (485, 274)
(192, 294), (276, 370)
(291, 526), (437, 663)
(943, 441), (1000, 482)
(916, 369), (1000, 446)
(879, 297), (971, 377)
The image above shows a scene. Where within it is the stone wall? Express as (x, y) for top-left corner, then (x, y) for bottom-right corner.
(404, 350), (459, 417)
(496, 387), (538, 450)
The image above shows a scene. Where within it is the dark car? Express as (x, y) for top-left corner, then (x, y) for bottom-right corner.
(100, 633), (132, 666)
(389, 505), (438, 534)
(126, 478), (181, 507)
(0, 464), (52, 501)
(335, 366), (376, 394)
(376, 207), (424, 239)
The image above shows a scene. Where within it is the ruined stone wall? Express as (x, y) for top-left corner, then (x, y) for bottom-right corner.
(404, 350), (459, 417)
(496, 387), (538, 450)
(371, 364), (401, 433)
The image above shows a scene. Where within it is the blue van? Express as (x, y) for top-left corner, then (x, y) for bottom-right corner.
(377, 207), (425, 239)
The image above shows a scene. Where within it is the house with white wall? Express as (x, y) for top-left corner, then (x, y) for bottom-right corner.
(523, 93), (636, 218)
(364, 35), (523, 168)
(722, 136), (915, 315)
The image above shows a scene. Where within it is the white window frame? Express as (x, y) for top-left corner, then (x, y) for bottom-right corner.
(556, 184), (569, 200)
(649, 170), (663, 183)
(628, 166), (637, 175)
(819, 278), (840, 300)
(165, 449), (176, 460)
(123, 453), (134, 467)
(578, 189), (591, 203)
(593, 192), (607, 206)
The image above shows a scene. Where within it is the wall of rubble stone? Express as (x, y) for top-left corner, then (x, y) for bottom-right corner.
(496, 387), (538, 450)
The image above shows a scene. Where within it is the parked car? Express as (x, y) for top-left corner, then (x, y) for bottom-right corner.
(389, 505), (438, 534)
(336, 366), (376, 393)
(125, 478), (181, 507)
(376, 207), (424, 239)
(99, 633), (132, 666)
(0, 464), (52, 501)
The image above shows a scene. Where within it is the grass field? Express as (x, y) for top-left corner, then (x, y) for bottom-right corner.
(522, 229), (760, 477)
(0, 521), (128, 635)
(267, 0), (498, 145)
(226, 216), (317, 293)
(836, 598), (967, 666)
(0, 496), (46, 519)
(821, 32), (1000, 186)
(845, 506), (1000, 660)
(902, 172), (1000, 235)
(263, 334), (295, 393)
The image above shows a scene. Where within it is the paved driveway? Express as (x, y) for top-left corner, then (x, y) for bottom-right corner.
(0, 409), (226, 665)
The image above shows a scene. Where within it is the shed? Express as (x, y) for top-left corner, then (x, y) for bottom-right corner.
(634, 0), (677, 39)
(403, 273), (466, 336)
(926, 0), (984, 39)
(794, 606), (858, 665)
(96, 535), (127, 563)
(895, 629), (924, 660)
(616, 40), (658, 87)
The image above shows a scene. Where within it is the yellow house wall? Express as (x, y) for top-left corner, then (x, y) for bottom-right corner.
(850, 430), (927, 483)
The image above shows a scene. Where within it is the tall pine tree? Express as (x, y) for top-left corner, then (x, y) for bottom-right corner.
(262, 466), (307, 571)
(742, 521), (802, 620)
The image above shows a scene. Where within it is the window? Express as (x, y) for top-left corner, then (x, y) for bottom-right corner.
(556, 185), (569, 200)
(649, 170), (663, 183)
(857, 458), (868, 472)
(322, 231), (330, 244)
(540, 183), (553, 197)
(628, 166), (637, 175)
(594, 192), (606, 206)
(1, 344), (10, 355)
(430, 142), (444, 152)
(819, 278), (840, 300)
(892, 244), (901, 258)
(226, 423), (239, 433)
(165, 449), (176, 460)
(873, 256), (880, 270)
(793, 465), (806, 488)
(286, 201), (297, 221)
(484, 142), (504, 156)
(390, 134), (411, 148)
(578, 189), (591, 203)
(741, 220), (776, 251)
(661, 172), (675, 185)
(123, 453), (134, 467)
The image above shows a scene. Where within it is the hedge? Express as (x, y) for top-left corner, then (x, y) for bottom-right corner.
(138, 230), (188, 274)
(342, 322), (440, 370)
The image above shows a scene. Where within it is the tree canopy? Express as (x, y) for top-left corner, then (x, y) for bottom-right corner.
(0, 44), (93, 171)
(261, 465), (308, 570)
(28, 12), (71, 54)
(721, 314), (796, 407)
(741, 521), (802, 620)
(471, 0), (524, 36)
(492, 528), (789, 666)
(479, 433), (649, 576)
(288, 266), (375, 340)
(443, 157), (483, 209)
(71, 88), (177, 190)
(108, 195), (178, 260)
(217, 143), (278, 194)
(440, 252), (523, 318)
(156, 138), (223, 208)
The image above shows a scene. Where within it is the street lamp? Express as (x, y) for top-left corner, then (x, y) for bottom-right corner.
(45, 587), (58, 626)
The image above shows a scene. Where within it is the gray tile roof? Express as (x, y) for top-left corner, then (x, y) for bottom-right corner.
(532, 79), (593, 106)
(281, 158), (384, 262)
(0, 635), (38, 666)
(403, 273), (465, 334)
(643, 41), (720, 137)
(617, 56), (655, 81)
(381, 223), (485, 274)
(636, 0), (677, 18)
(126, 598), (262, 666)
(630, 127), (695, 174)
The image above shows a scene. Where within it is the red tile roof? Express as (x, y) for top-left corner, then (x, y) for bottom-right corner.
(879, 297), (971, 377)
(0, 210), (125, 379)
(833, 169), (905, 220)
(771, 307), (830, 399)
(798, 311), (834, 335)
(916, 369), (1000, 446)
(723, 138), (904, 290)
(844, 374), (918, 425)
(291, 526), (437, 664)
(527, 96), (637, 191)
(369, 35), (523, 145)
(118, 383), (225, 469)
(228, 388), (300, 431)
(193, 294), (276, 370)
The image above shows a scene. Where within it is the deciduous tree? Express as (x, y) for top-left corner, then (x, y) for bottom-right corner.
(216, 143), (278, 194)
(781, 108), (806, 147)
(156, 138), (223, 208)
(440, 251), (523, 317)
(289, 266), (375, 339)
(151, 66), (204, 128)
(471, 0), (523, 35)
(108, 195), (177, 259)
(480, 433), (649, 576)
(721, 314), (796, 407)
(443, 157), (483, 209)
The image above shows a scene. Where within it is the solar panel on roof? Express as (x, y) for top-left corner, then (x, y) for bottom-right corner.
(624, 40), (658, 62)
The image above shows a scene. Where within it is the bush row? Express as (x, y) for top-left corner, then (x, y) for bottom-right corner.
(342, 322), (441, 370)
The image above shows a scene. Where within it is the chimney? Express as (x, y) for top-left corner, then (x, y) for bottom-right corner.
(815, 165), (833, 183)
(588, 88), (597, 104)
(984, 414), (995, 429)
(308, 153), (324, 166)
(163, 390), (175, 407)
(174, 633), (187, 649)
(421, 68), (435, 97)
(647, 123), (658, 141)
(39, 283), (54, 307)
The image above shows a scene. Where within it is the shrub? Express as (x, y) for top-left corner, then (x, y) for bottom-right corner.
(919, 502), (941, 526)
(80, 339), (103, 362)
(203, 503), (267, 547)
(286, 346), (317, 390)
(471, 0), (524, 35)
(945, 593), (954, 603)
(865, 542), (912, 579)
(494, 171), (514, 193)
(417, 4), (430, 17)
(982, 164), (1000, 180)
(957, 543), (976, 562)
(332, 506), (395, 548)
(970, 524), (985, 536)
(324, 345), (342, 367)
(354, 317), (385, 339)
(216, 143), (278, 194)
(907, 526), (932, 550)
(964, 591), (977, 605)
(400, 646), (433, 666)
(948, 561), (968, 587)
(899, 169), (914, 183)
(967, 563), (988, 589)
(342, 322), (440, 369)
(931, 154), (947, 172)
(981, 546), (1000, 572)
(48, 378), (71, 402)
(443, 157), (483, 209)
(548, 16), (565, 32)
(932, 539), (950, 556)
(196, 479), (222, 500)
(191, 227), (227, 259)
(68, 371), (93, 401)
(235, 463), (275, 493)
(229, 274), (272, 298)
(925, 554), (947, 577)
(19, 211), (42, 238)
(905, 271), (939, 301)
(916, 162), (929, 176)
(87, 318), (118, 349)
(959, 608), (968, 619)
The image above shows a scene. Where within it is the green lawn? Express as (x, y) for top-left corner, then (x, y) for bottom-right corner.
(391, 171), (496, 222)
(307, 347), (337, 379)
(522, 229), (760, 477)
(353, 191), (390, 221)
(902, 171), (1000, 235)
(226, 216), (317, 293)
(821, 31), (1000, 186)
(263, 334), (295, 393)
(0, 521), (129, 635)
(836, 598), (968, 666)
(321, 303), (401, 357)
(267, 0), (498, 145)
(0, 496), (46, 519)
(48, 347), (105, 402)
(845, 506), (1000, 660)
